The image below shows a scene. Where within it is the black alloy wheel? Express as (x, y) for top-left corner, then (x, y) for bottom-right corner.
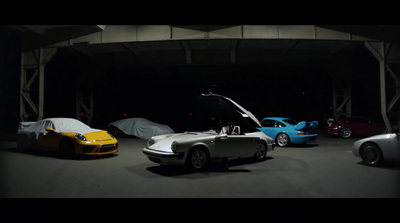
(361, 143), (383, 166)
(340, 127), (352, 138)
(186, 147), (210, 171)
(253, 142), (267, 161)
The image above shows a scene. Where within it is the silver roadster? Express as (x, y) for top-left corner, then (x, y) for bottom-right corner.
(352, 128), (400, 166)
(142, 93), (275, 171)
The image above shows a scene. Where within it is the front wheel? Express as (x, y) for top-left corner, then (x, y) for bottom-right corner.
(276, 133), (290, 147)
(253, 142), (267, 161)
(59, 138), (75, 159)
(361, 143), (383, 166)
(186, 147), (209, 171)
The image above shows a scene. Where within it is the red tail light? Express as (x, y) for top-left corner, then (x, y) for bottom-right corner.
(298, 132), (314, 135)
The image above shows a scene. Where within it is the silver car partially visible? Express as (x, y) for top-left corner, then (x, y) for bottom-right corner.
(352, 130), (400, 166)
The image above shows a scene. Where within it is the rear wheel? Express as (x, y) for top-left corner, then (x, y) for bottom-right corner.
(253, 142), (267, 161)
(340, 127), (351, 138)
(276, 133), (290, 147)
(361, 143), (383, 166)
(59, 138), (75, 159)
(186, 147), (209, 171)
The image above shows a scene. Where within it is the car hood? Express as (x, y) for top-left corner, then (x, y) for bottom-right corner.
(197, 93), (262, 129)
(55, 128), (102, 135)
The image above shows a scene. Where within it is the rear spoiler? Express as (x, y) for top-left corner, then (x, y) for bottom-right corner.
(294, 121), (318, 131)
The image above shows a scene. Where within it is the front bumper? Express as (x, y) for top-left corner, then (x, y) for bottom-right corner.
(352, 143), (361, 157)
(76, 143), (118, 155)
(142, 147), (185, 165)
(326, 127), (340, 136)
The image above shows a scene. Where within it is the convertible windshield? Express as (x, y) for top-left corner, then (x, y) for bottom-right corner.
(283, 119), (298, 125)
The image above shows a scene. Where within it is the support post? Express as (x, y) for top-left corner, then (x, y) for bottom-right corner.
(365, 41), (392, 132)
(20, 47), (57, 121)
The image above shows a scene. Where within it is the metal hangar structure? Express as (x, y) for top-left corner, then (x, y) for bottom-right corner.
(5, 25), (400, 132)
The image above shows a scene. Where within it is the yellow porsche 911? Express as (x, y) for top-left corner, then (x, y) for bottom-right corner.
(17, 117), (118, 158)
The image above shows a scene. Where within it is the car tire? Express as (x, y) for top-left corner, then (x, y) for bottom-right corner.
(276, 133), (290, 147)
(253, 142), (267, 161)
(340, 127), (351, 138)
(361, 143), (383, 166)
(186, 147), (210, 171)
(59, 138), (75, 159)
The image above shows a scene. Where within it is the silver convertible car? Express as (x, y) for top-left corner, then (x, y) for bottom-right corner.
(142, 93), (275, 171)
(352, 128), (400, 166)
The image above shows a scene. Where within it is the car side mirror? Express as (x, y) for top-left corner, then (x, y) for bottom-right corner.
(45, 127), (54, 132)
(219, 133), (228, 138)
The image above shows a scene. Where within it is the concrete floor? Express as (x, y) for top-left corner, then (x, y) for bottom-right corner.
(1, 131), (400, 198)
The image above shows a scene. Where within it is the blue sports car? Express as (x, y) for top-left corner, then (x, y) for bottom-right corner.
(258, 117), (318, 147)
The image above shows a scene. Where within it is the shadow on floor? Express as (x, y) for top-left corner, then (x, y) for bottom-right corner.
(145, 156), (274, 176)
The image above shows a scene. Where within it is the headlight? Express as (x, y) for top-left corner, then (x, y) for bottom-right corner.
(107, 131), (115, 138)
(147, 138), (155, 146)
(171, 141), (178, 151)
(333, 125), (341, 130)
(75, 133), (87, 141)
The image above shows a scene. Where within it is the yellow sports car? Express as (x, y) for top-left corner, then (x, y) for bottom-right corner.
(17, 117), (118, 158)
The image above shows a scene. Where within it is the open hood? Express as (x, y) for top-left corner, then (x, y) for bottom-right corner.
(197, 93), (262, 130)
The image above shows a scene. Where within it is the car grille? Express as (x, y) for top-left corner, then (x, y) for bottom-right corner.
(83, 146), (95, 153)
(99, 144), (116, 153)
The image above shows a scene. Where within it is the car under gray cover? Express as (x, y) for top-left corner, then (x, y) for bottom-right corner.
(109, 117), (174, 140)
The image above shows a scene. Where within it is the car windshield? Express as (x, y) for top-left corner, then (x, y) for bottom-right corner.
(283, 118), (298, 125)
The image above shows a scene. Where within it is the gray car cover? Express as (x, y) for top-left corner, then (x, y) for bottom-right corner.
(109, 117), (174, 140)
(16, 117), (100, 151)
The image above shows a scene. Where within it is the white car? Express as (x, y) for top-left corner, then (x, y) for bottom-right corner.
(142, 93), (275, 171)
(352, 129), (400, 166)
